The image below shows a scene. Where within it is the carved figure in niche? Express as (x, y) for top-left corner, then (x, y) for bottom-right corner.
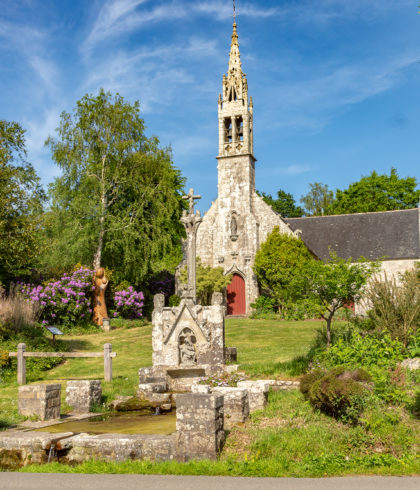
(93, 268), (109, 326)
(230, 213), (238, 241)
(178, 328), (197, 365)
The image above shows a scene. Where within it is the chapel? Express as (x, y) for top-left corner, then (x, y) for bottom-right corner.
(196, 21), (420, 316)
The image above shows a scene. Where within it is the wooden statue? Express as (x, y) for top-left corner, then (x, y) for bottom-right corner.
(93, 267), (109, 326)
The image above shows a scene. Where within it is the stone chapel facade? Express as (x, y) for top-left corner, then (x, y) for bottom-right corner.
(196, 23), (296, 315)
(196, 22), (420, 316)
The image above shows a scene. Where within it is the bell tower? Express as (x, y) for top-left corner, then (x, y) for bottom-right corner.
(217, 20), (256, 206)
(218, 22), (254, 159)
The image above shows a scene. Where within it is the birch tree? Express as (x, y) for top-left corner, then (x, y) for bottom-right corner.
(44, 90), (185, 285)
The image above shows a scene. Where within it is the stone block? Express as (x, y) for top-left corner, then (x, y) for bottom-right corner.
(65, 380), (102, 413)
(224, 347), (237, 363)
(138, 392), (171, 405)
(18, 384), (61, 421)
(212, 387), (249, 429)
(176, 393), (225, 461)
(237, 380), (270, 412)
(138, 382), (168, 395)
(191, 383), (211, 394)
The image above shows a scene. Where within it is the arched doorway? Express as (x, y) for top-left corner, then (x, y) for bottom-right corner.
(227, 273), (246, 316)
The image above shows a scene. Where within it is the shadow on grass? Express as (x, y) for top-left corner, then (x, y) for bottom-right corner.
(64, 338), (96, 351)
(0, 418), (12, 430)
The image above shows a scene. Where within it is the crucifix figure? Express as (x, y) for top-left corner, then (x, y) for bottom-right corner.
(181, 188), (202, 303)
(182, 188), (201, 215)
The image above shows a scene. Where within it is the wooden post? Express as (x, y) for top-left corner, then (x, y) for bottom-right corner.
(17, 343), (26, 385)
(104, 343), (112, 382)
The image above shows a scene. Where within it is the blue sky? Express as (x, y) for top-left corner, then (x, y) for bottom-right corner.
(1, 0), (419, 212)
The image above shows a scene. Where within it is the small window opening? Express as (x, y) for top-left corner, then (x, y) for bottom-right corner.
(224, 118), (232, 143)
(237, 117), (243, 141)
(228, 87), (237, 102)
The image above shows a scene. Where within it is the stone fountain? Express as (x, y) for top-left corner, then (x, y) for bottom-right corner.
(139, 188), (236, 392)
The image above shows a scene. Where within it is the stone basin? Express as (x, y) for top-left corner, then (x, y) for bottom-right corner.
(33, 411), (176, 435)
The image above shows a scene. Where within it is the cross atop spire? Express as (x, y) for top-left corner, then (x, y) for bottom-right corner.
(233, 0), (236, 23)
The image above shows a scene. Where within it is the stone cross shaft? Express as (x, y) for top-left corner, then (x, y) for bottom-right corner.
(181, 188), (202, 302)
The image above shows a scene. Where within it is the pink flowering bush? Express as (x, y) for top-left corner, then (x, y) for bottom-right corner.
(19, 267), (94, 328)
(113, 286), (144, 319)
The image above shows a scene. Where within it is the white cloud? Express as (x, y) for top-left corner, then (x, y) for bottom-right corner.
(262, 52), (420, 132)
(83, 0), (281, 53)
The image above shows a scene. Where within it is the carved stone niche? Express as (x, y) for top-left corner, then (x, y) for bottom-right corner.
(230, 211), (239, 242)
(178, 327), (197, 366)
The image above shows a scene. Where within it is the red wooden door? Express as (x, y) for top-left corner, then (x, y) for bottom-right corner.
(227, 274), (246, 315)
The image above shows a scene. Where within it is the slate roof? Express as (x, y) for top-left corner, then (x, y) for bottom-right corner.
(285, 208), (420, 261)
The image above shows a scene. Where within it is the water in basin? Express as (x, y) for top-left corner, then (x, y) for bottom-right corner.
(34, 411), (176, 435)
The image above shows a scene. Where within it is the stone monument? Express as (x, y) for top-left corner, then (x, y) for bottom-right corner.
(139, 189), (232, 391)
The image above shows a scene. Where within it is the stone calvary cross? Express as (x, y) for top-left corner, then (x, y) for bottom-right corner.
(181, 188), (202, 303)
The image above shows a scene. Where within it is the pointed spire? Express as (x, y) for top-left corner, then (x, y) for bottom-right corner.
(228, 21), (242, 76)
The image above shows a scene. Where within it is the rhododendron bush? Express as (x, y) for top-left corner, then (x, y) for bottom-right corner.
(19, 267), (94, 328)
(18, 267), (144, 327)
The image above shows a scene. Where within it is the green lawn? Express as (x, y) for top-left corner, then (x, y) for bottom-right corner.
(0, 318), (321, 427)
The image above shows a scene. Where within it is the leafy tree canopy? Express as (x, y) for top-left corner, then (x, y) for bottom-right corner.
(0, 120), (45, 284)
(43, 89), (185, 287)
(300, 182), (335, 216)
(331, 168), (420, 215)
(296, 253), (379, 347)
(253, 227), (314, 310)
(259, 189), (303, 217)
(180, 258), (232, 306)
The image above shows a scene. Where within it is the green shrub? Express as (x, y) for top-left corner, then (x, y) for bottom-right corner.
(318, 331), (405, 370)
(301, 367), (372, 423)
(168, 294), (180, 307)
(366, 269), (420, 347)
(250, 295), (276, 314)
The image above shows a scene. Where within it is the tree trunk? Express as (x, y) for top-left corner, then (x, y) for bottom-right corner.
(93, 155), (107, 270)
(326, 316), (332, 349)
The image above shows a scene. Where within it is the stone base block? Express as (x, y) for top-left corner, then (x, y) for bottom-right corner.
(18, 384), (61, 421)
(237, 380), (270, 412)
(176, 393), (225, 461)
(212, 387), (249, 429)
(191, 384), (211, 394)
(66, 380), (102, 413)
(224, 347), (237, 363)
(138, 382), (168, 395)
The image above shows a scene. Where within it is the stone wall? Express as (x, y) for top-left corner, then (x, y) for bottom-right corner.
(196, 189), (294, 315)
(355, 258), (419, 314)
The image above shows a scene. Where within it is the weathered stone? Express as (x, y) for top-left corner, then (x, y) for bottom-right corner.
(108, 396), (132, 410)
(0, 431), (72, 468)
(18, 384), (61, 421)
(237, 380), (270, 412)
(212, 387), (249, 429)
(62, 433), (176, 464)
(138, 392), (171, 405)
(138, 382), (168, 394)
(176, 393), (225, 461)
(191, 383), (211, 394)
(66, 380), (102, 413)
(224, 347), (237, 363)
(160, 403), (172, 412)
(110, 396), (155, 412)
(400, 358), (420, 370)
